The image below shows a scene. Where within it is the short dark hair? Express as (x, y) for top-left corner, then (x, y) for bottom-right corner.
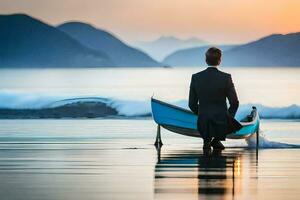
(205, 47), (222, 66)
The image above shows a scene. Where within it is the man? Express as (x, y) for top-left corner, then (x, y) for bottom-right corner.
(188, 47), (242, 150)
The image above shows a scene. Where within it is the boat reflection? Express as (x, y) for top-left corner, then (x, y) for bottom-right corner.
(154, 148), (244, 200)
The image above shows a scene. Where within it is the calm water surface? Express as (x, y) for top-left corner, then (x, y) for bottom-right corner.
(0, 67), (299, 106)
(0, 119), (299, 200)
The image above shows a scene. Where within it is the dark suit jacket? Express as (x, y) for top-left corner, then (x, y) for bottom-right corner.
(188, 67), (242, 140)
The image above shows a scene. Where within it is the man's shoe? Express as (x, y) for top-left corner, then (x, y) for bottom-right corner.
(211, 139), (225, 150)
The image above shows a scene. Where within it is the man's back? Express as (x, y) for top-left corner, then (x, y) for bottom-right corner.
(190, 67), (229, 115)
(188, 47), (241, 149)
(189, 67), (238, 117)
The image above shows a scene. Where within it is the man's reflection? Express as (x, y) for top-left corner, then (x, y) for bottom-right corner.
(154, 148), (242, 200)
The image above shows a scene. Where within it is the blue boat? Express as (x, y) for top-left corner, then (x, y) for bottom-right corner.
(151, 98), (260, 147)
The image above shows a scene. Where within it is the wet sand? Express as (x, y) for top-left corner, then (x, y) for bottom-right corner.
(0, 119), (299, 200)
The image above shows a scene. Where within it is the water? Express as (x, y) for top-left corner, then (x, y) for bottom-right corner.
(0, 67), (299, 106)
(0, 119), (299, 200)
(0, 67), (299, 118)
(0, 67), (299, 199)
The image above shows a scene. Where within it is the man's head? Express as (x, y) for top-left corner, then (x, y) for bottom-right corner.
(205, 47), (222, 66)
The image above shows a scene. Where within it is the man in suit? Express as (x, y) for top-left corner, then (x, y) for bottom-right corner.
(188, 47), (242, 150)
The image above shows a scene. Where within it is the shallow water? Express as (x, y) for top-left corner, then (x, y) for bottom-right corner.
(0, 119), (299, 200)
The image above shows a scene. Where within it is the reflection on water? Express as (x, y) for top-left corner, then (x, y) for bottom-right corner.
(0, 120), (300, 200)
(154, 148), (251, 200)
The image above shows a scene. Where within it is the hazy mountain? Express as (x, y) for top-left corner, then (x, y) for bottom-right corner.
(164, 33), (300, 67)
(0, 14), (113, 68)
(58, 22), (161, 67)
(222, 33), (300, 66)
(163, 45), (236, 66)
(134, 36), (207, 61)
(3, 13), (299, 68)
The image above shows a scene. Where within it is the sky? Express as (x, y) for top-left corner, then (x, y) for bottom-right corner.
(1, 0), (300, 44)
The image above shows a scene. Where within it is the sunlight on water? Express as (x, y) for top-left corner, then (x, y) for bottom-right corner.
(0, 119), (299, 200)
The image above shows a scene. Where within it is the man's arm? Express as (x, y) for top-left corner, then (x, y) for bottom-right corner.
(188, 75), (198, 115)
(226, 74), (239, 117)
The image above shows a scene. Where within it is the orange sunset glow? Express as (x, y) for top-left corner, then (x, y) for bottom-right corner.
(1, 0), (300, 43)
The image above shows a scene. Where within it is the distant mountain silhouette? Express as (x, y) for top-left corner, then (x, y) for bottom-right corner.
(0, 14), (113, 67)
(164, 33), (300, 67)
(163, 45), (236, 66)
(222, 33), (300, 66)
(134, 36), (207, 61)
(58, 22), (161, 67)
(2, 13), (299, 68)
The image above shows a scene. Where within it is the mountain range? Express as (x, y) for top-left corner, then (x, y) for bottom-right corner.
(0, 14), (161, 68)
(134, 36), (207, 61)
(1, 13), (300, 68)
(163, 45), (236, 66)
(163, 33), (300, 67)
(57, 22), (160, 67)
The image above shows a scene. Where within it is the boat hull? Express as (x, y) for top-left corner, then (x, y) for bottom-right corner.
(151, 98), (259, 139)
